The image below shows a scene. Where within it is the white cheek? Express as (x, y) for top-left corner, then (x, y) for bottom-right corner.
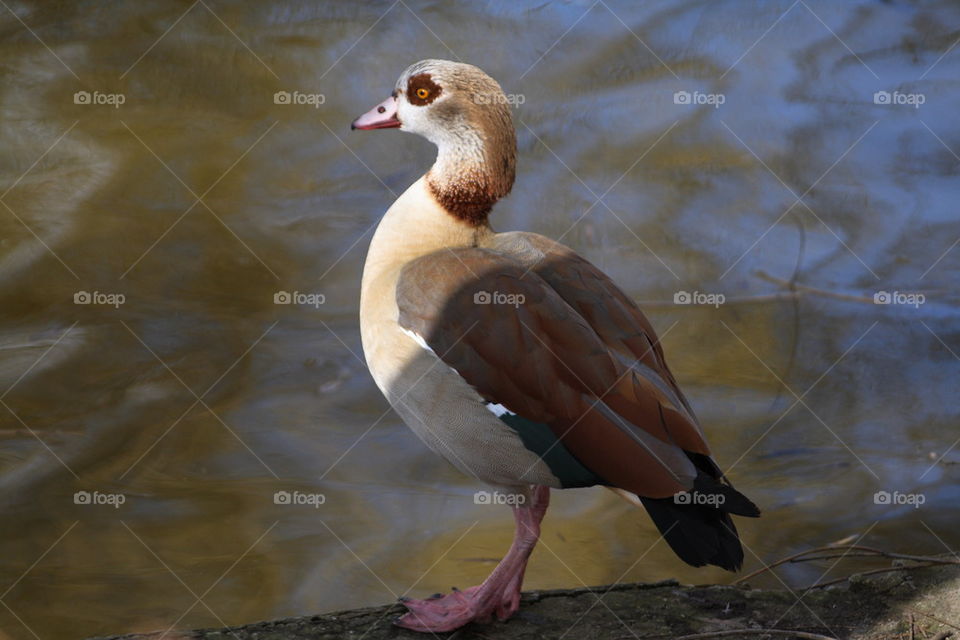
(397, 101), (432, 137)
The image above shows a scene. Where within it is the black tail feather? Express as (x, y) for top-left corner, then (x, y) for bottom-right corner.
(640, 453), (760, 572)
(640, 495), (747, 571)
(691, 473), (761, 517)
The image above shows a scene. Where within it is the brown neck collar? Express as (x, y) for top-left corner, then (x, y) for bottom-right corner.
(426, 170), (503, 226)
(424, 118), (516, 226)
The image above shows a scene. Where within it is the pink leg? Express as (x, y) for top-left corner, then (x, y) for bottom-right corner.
(395, 486), (550, 632)
(495, 486), (549, 620)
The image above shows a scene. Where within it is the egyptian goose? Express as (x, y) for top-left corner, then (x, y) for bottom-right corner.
(351, 59), (759, 632)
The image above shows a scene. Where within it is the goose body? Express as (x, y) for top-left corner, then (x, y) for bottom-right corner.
(360, 177), (559, 489)
(353, 59), (759, 632)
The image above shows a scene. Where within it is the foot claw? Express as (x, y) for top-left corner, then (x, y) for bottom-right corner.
(394, 584), (516, 632)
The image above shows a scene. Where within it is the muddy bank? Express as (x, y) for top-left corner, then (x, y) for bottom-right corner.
(91, 565), (960, 640)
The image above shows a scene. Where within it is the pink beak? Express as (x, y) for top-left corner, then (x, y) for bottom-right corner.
(351, 95), (401, 130)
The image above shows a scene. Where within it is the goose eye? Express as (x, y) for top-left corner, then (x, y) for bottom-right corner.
(407, 73), (442, 105)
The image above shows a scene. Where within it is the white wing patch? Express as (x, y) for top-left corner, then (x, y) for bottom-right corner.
(401, 327), (436, 356)
(485, 402), (516, 417)
(402, 328), (510, 418)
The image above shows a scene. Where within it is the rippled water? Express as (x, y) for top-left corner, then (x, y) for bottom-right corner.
(1, 1), (958, 638)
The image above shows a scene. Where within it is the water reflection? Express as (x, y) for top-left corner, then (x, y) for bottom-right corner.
(0, 1), (958, 638)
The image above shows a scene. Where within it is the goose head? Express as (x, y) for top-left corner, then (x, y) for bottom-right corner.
(352, 59), (517, 225)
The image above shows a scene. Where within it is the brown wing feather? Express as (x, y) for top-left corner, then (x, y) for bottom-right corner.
(396, 242), (707, 498)
(495, 232), (709, 453)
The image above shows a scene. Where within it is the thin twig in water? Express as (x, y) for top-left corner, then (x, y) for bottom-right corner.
(753, 270), (949, 304)
(791, 552), (959, 565)
(905, 607), (960, 633)
(734, 545), (959, 586)
(803, 563), (940, 589)
(735, 545), (868, 584)
(772, 214), (805, 415)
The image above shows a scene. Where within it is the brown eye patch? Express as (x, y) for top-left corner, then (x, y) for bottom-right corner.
(407, 73), (442, 106)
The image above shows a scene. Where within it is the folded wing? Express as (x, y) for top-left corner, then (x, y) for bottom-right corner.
(397, 240), (706, 499)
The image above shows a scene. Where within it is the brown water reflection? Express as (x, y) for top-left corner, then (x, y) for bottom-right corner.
(1, 1), (958, 638)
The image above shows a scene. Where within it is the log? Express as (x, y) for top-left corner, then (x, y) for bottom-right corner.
(89, 565), (960, 640)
